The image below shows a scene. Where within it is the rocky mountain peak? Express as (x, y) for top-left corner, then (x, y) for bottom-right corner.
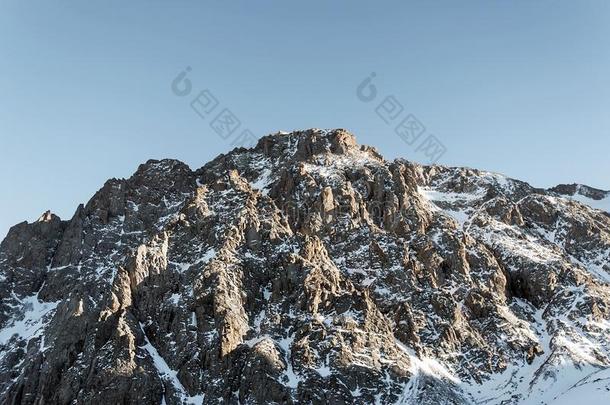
(36, 210), (58, 223)
(550, 182), (609, 199)
(1, 129), (609, 404)
(246, 128), (382, 170)
(549, 183), (610, 213)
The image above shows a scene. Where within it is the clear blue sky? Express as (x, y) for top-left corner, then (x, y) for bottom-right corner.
(1, 1), (609, 238)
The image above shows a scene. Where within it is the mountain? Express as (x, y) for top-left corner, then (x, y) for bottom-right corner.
(548, 183), (610, 213)
(1, 129), (609, 404)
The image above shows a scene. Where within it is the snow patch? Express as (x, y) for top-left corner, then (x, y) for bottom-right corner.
(568, 193), (610, 213)
(139, 323), (204, 404)
(0, 294), (59, 351)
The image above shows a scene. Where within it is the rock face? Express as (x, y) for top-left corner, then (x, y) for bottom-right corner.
(1, 129), (609, 404)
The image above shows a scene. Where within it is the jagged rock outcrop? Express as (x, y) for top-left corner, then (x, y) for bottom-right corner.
(1, 129), (609, 404)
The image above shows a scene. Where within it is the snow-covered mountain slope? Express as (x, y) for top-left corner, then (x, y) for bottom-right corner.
(1, 129), (609, 404)
(549, 183), (610, 213)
